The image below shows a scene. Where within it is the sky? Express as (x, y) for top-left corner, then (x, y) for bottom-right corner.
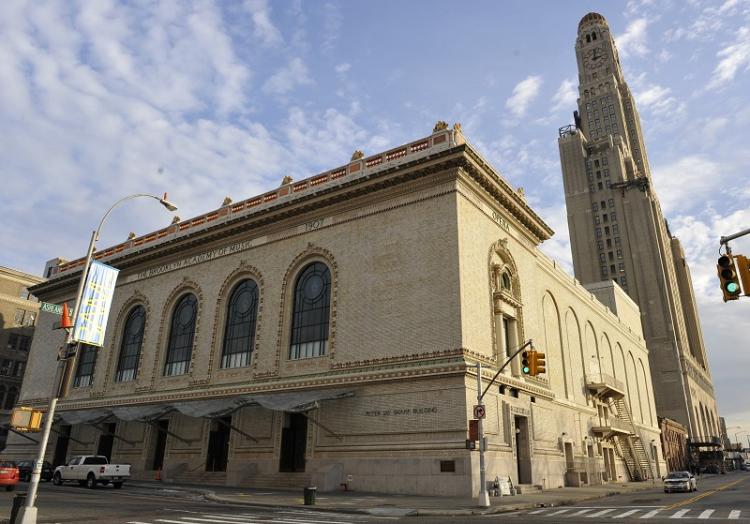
(1, 0), (750, 444)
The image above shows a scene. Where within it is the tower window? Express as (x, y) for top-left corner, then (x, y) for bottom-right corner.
(606, 238), (612, 248)
(604, 226), (610, 235)
(597, 240), (604, 250)
(593, 202), (599, 211)
(592, 32), (597, 40)
(599, 253), (606, 263)
(594, 159), (600, 168)
(598, 182), (603, 190)
(601, 200), (606, 208)
(615, 237), (621, 246)
(610, 264), (616, 273)
(586, 35), (591, 43)
(608, 252), (614, 261)
(595, 228), (602, 238)
(602, 214), (608, 223)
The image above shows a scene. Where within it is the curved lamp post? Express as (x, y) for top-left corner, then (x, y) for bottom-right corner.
(18, 193), (177, 524)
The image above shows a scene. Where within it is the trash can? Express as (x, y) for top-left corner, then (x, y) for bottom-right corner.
(303, 486), (317, 505)
(10, 492), (27, 524)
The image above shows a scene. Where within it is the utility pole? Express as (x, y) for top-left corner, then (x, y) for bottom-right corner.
(474, 340), (534, 508)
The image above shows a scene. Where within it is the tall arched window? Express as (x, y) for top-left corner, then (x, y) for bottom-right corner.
(164, 294), (197, 376)
(115, 305), (146, 382)
(289, 262), (331, 360)
(4, 387), (18, 410)
(221, 279), (259, 368)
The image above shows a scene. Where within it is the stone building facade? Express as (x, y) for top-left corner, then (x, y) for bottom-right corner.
(557, 13), (720, 444)
(4, 125), (664, 495)
(0, 266), (43, 450)
(659, 417), (688, 473)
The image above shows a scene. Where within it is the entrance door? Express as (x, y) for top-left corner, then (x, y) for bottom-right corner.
(514, 416), (532, 484)
(151, 419), (169, 470)
(279, 413), (307, 472)
(52, 425), (71, 467)
(97, 423), (116, 461)
(206, 417), (231, 472)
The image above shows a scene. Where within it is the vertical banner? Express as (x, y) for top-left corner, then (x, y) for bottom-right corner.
(72, 261), (120, 347)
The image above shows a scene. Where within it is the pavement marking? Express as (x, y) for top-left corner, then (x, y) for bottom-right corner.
(529, 509), (548, 514)
(729, 510), (741, 520)
(640, 509), (661, 519)
(570, 508), (595, 516)
(670, 509), (690, 519)
(612, 509), (641, 519)
(697, 509), (714, 519)
(549, 509), (571, 515)
(666, 476), (748, 510)
(587, 509), (616, 517)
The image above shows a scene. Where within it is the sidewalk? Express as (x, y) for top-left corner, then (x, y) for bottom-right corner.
(127, 479), (659, 516)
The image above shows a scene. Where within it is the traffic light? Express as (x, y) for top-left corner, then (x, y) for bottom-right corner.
(736, 255), (750, 297)
(521, 350), (532, 375)
(534, 352), (546, 375)
(717, 254), (742, 301)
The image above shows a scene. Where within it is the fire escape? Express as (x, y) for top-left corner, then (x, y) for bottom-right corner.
(587, 373), (654, 481)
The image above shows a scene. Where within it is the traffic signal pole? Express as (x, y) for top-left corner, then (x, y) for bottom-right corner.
(475, 339), (533, 507)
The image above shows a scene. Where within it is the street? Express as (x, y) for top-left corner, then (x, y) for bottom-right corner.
(477, 472), (750, 523)
(0, 482), (403, 524)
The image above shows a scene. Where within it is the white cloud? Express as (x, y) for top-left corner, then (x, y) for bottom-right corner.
(262, 57), (313, 95)
(651, 156), (722, 214)
(551, 78), (577, 113)
(335, 63), (351, 74)
(505, 75), (542, 119)
(322, 2), (343, 53)
(244, 0), (283, 47)
(707, 26), (750, 90)
(616, 18), (649, 58)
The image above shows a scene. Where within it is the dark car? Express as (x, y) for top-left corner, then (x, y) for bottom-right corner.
(16, 460), (54, 482)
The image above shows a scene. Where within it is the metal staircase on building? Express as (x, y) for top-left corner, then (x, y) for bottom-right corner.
(608, 397), (654, 481)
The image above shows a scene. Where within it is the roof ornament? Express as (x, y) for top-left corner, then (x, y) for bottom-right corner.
(222, 196), (233, 206)
(171, 215), (181, 224)
(127, 232), (136, 240)
(351, 150), (364, 161)
(281, 175), (294, 185)
(433, 120), (449, 133)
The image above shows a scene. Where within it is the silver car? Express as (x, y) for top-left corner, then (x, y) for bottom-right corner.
(663, 471), (697, 493)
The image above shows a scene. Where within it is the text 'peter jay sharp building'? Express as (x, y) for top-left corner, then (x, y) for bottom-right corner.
(6, 123), (665, 495)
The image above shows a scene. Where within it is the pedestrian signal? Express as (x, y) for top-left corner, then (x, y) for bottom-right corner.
(717, 255), (741, 301)
(736, 255), (750, 297)
(533, 352), (546, 375)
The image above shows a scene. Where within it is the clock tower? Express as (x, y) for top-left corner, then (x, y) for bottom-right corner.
(558, 13), (721, 443)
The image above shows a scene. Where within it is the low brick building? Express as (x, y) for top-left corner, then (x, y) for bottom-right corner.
(4, 124), (664, 494)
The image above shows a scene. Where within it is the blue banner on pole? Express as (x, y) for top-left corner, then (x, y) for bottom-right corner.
(72, 261), (119, 347)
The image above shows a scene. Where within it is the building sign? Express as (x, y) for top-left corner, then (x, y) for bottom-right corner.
(72, 261), (119, 347)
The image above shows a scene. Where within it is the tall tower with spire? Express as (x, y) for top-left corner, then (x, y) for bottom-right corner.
(558, 13), (720, 441)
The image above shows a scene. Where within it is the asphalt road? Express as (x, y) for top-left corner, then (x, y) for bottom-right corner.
(0, 482), (402, 524)
(1, 472), (748, 523)
(474, 471), (750, 523)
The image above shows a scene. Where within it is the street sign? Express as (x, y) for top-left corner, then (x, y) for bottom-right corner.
(11, 407), (44, 432)
(465, 439), (477, 450)
(40, 302), (63, 315)
(473, 405), (486, 419)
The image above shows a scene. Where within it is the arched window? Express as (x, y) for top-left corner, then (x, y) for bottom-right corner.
(586, 34), (591, 43)
(289, 262), (331, 360)
(501, 272), (512, 291)
(115, 305), (146, 382)
(164, 294), (197, 376)
(221, 279), (259, 368)
(4, 387), (18, 410)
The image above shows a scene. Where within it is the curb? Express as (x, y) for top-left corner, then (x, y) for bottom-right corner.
(126, 481), (655, 517)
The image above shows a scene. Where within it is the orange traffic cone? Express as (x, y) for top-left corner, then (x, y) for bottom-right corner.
(155, 468), (162, 481)
(60, 303), (73, 330)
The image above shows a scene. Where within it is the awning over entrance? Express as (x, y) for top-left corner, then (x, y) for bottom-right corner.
(55, 388), (353, 424)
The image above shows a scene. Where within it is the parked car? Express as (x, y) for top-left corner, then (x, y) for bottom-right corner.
(16, 460), (54, 482)
(742, 462), (750, 471)
(52, 455), (130, 489)
(0, 461), (19, 492)
(664, 471), (697, 493)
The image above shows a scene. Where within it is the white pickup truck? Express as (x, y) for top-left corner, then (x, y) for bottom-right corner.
(52, 455), (130, 489)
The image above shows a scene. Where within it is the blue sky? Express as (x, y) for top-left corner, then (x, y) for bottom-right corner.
(2, 0), (750, 440)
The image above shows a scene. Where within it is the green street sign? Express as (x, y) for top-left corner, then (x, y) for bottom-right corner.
(40, 302), (63, 315)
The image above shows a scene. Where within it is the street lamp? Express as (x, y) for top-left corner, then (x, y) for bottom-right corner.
(17, 193), (177, 524)
(735, 430), (748, 450)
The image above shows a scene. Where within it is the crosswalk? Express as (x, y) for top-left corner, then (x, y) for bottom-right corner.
(125, 509), (390, 524)
(514, 506), (747, 520)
